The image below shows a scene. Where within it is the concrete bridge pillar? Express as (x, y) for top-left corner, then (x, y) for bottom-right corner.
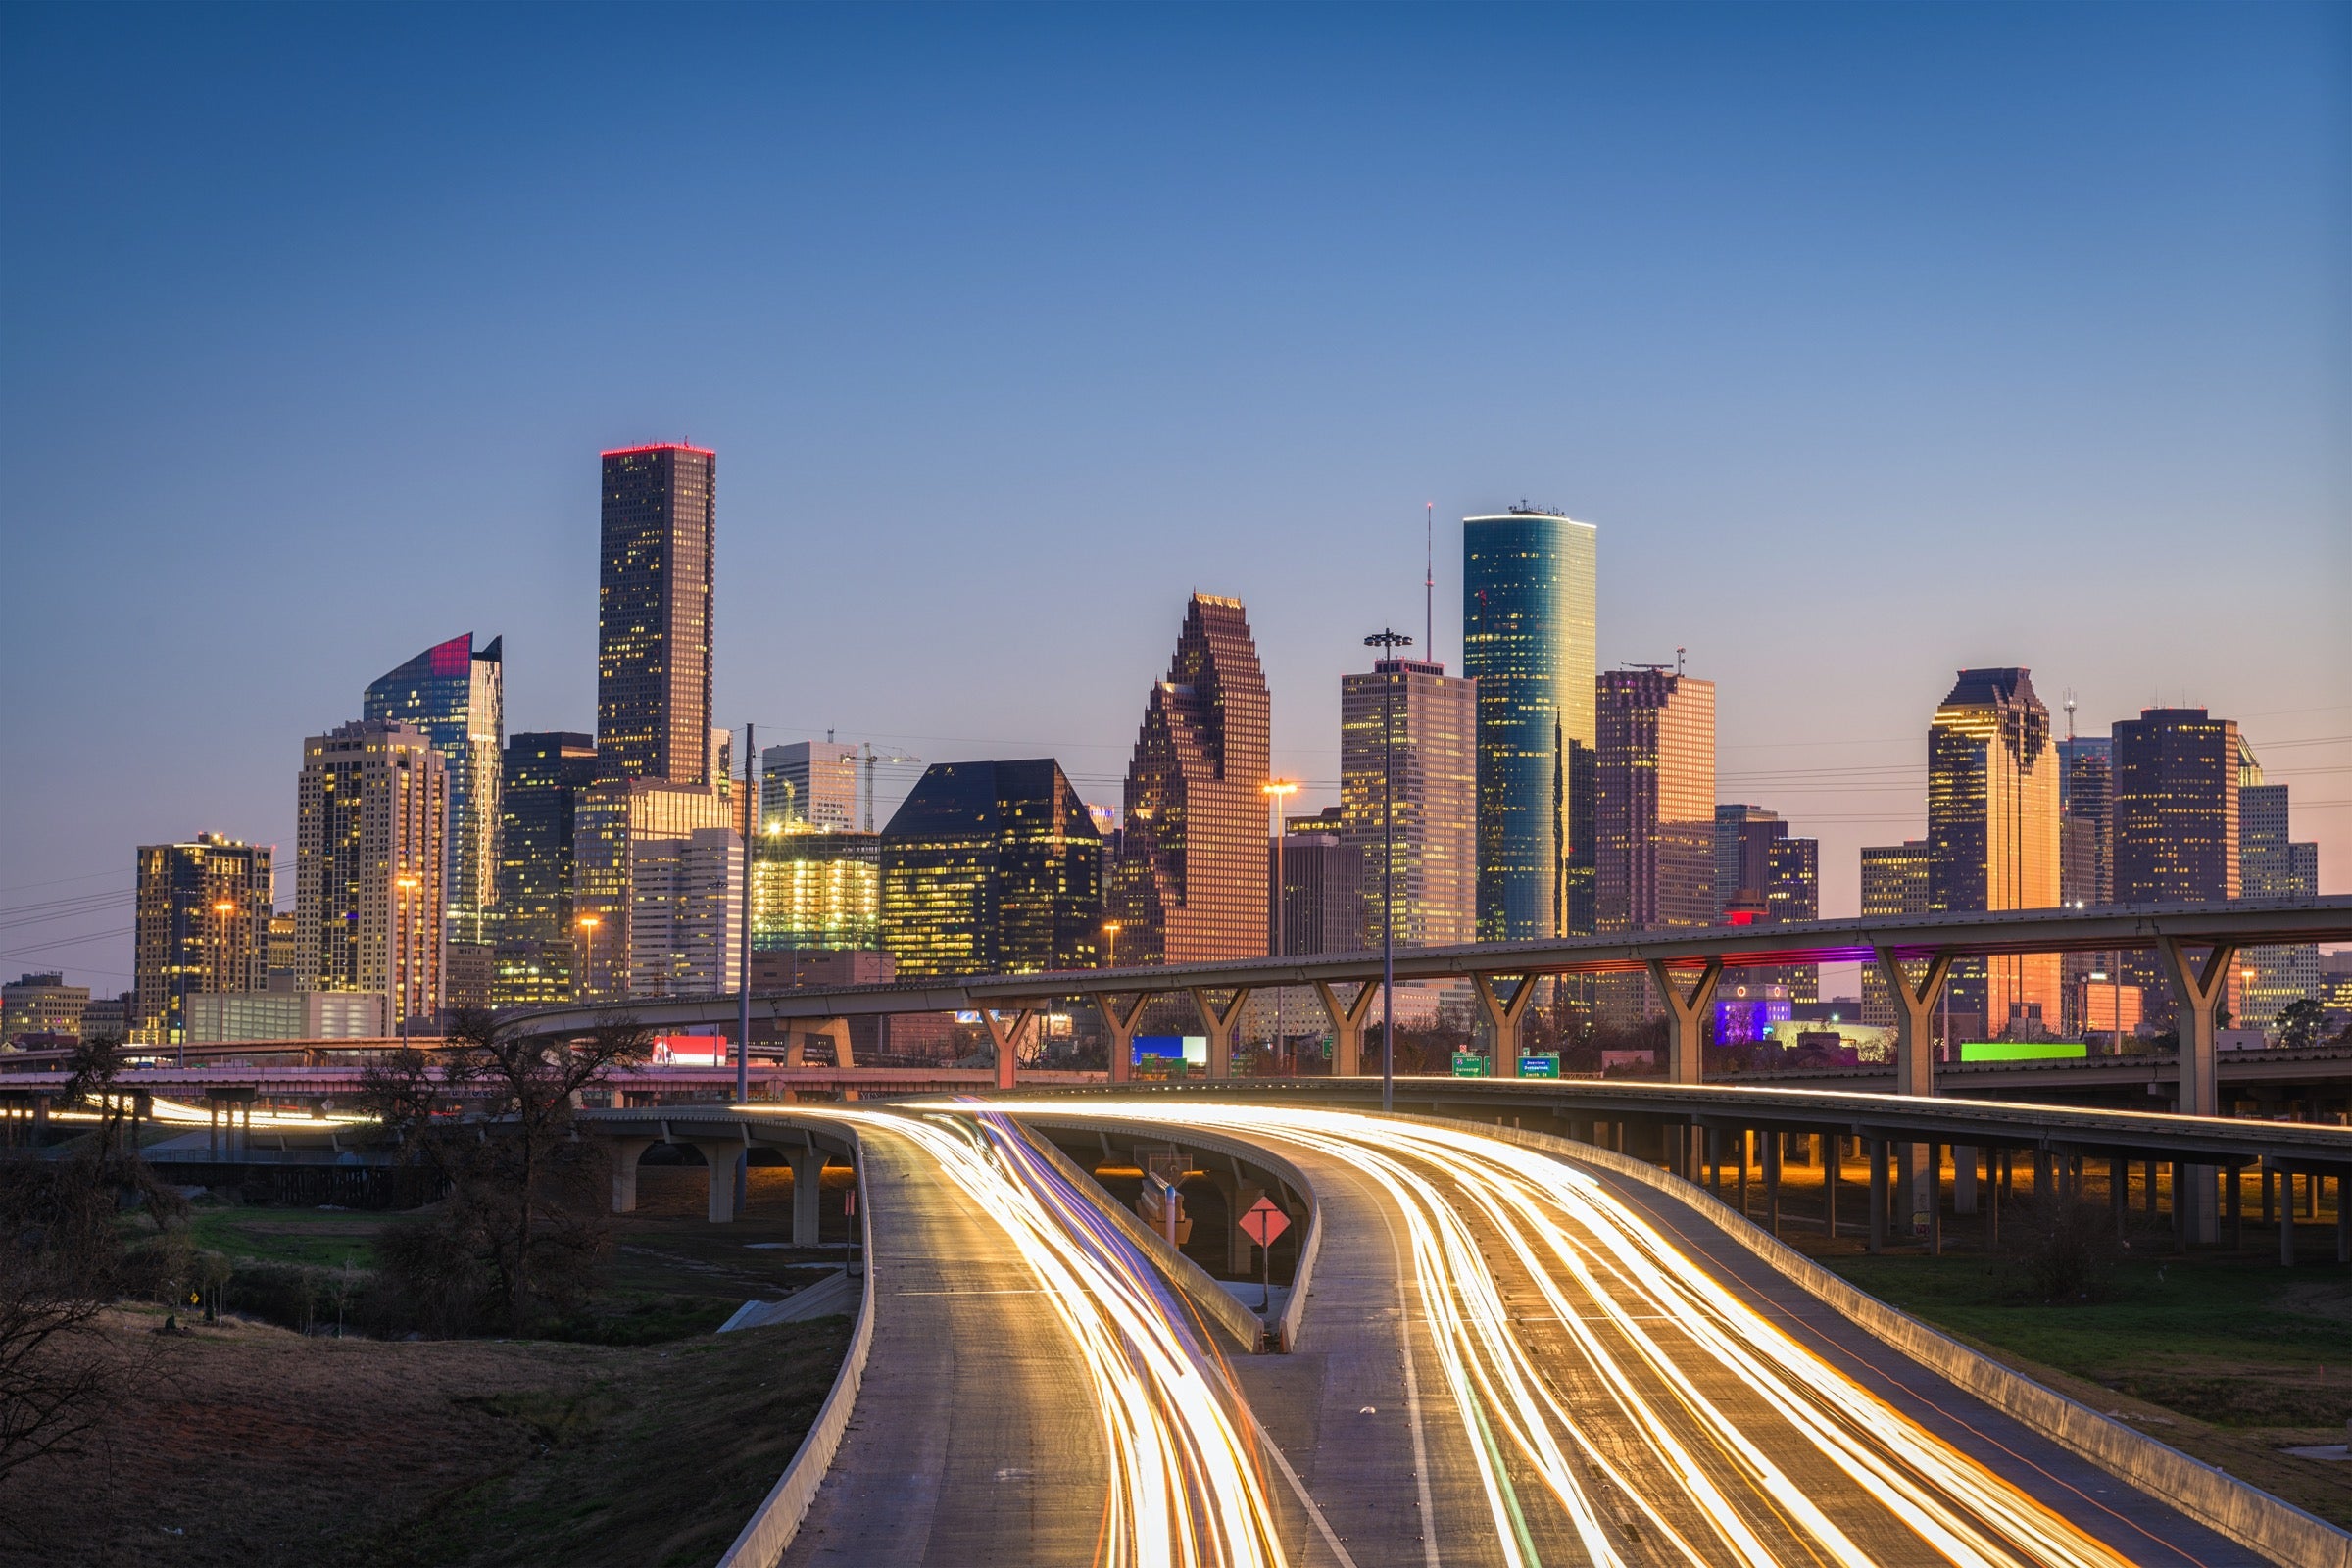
(1953, 1146), (1978, 1214)
(1644, 957), (1724, 1087)
(609, 1137), (658, 1213)
(2157, 936), (2237, 1245)
(691, 1139), (748, 1223)
(1470, 974), (1541, 1078)
(792, 1146), (827, 1246)
(977, 1006), (1038, 1091)
(1096, 993), (1151, 1085)
(1871, 947), (1955, 1099)
(1188, 988), (1250, 1080)
(1313, 980), (1377, 1078)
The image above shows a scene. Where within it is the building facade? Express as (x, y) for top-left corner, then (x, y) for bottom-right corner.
(1928, 669), (2061, 1038)
(1270, 832), (1368, 957)
(628, 826), (743, 997)
(364, 633), (504, 946)
(1858, 841), (1930, 1029)
(133, 834), (274, 1044)
(597, 443), (715, 787)
(496, 731), (597, 1004)
(1594, 668), (1716, 1025)
(753, 826), (882, 952)
(1111, 595), (1271, 965)
(2113, 706), (2240, 1026)
(571, 777), (734, 999)
(2239, 777), (2320, 1031)
(1461, 508), (1597, 942)
(1340, 658), (1477, 948)
(294, 722), (449, 1029)
(3, 973), (89, 1043)
(186, 991), (386, 1043)
(884, 759), (1103, 977)
(760, 740), (860, 831)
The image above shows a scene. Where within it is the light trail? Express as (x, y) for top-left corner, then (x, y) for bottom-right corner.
(966, 1102), (2150, 1568)
(792, 1105), (1288, 1568)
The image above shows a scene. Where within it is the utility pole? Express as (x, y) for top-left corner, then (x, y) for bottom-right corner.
(1262, 779), (1298, 1071)
(1365, 629), (1412, 1112)
(737, 721), (755, 1106)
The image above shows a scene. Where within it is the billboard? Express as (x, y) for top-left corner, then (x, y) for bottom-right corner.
(1957, 1040), (2086, 1063)
(1134, 1035), (1208, 1066)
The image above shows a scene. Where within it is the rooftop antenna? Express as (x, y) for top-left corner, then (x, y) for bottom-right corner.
(2062, 690), (2077, 741)
(1424, 502), (1435, 667)
(1676, 645), (1686, 677)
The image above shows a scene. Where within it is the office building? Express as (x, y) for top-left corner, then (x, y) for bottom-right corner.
(186, 991), (386, 1043)
(294, 722), (449, 1029)
(572, 777), (733, 999)
(1270, 832), (1368, 956)
(2055, 734), (2115, 1031)
(753, 826), (882, 952)
(2113, 707), (2240, 1025)
(1714, 806), (1784, 920)
(1764, 835), (1821, 1003)
(629, 826), (744, 997)
(2240, 776), (2321, 1031)
(78, 993), (133, 1042)
(597, 443), (715, 786)
(1858, 841), (1930, 1029)
(134, 834), (275, 1044)
(884, 759), (1103, 977)
(1462, 507), (1598, 942)
(497, 731), (597, 1004)
(1111, 595), (1271, 965)
(1928, 669), (2061, 1038)
(1340, 656), (1477, 948)
(1595, 668), (1716, 1024)
(364, 634), (504, 945)
(265, 912), (298, 992)
(3, 973), (89, 1044)
(761, 740), (860, 831)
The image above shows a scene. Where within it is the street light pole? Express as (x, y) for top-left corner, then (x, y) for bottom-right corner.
(737, 721), (755, 1106)
(1262, 779), (1298, 1073)
(1365, 629), (1412, 1113)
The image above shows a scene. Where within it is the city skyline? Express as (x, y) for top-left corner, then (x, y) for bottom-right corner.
(4, 6), (2346, 993)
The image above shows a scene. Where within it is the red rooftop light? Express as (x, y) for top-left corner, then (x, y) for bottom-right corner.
(600, 443), (716, 459)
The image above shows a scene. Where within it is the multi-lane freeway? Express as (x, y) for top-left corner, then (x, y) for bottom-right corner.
(745, 1101), (2290, 1567)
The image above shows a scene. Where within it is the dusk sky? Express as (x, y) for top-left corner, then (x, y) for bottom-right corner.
(2, 4), (2345, 993)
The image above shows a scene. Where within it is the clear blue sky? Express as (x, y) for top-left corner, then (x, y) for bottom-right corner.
(3, 3), (2345, 992)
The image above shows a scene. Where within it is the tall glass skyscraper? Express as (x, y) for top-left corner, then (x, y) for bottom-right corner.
(1339, 657), (1477, 949)
(365, 634), (504, 946)
(1928, 668), (2061, 1037)
(598, 444), (715, 787)
(883, 760), (1103, 977)
(1462, 509), (1596, 943)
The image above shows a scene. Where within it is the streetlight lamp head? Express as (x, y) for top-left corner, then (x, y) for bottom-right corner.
(577, 914), (599, 929)
(212, 901), (236, 913)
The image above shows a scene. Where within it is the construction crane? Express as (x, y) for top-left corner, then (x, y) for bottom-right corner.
(861, 742), (922, 832)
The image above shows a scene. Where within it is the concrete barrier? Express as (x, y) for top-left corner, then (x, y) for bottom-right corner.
(1437, 1115), (2352, 1568)
(1015, 1113), (1325, 1353)
(713, 1129), (875, 1568)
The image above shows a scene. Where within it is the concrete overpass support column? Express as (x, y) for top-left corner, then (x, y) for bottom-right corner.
(2111, 1156), (2129, 1241)
(1871, 948), (1956, 1099)
(2158, 936), (2237, 1245)
(792, 1147), (826, 1246)
(2277, 1165), (2294, 1265)
(1470, 973), (1541, 1077)
(978, 1006), (1038, 1092)
(1189, 988), (1250, 1081)
(814, 1018), (854, 1070)
(1096, 993), (1152, 1085)
(1824, 1136), (1840, 1237)
(1953, 1147), (1977, 1214)
(1926, 1144), (1943, 1257)
(2337, 1176), (2349, 1265)
(1643, 957), (1724, 1087)
(609, 1137), (658, 1213)
(1868, 1138), (1888, 1253)
(1313, 980), (1378, 1079)
(691, 1139), (748, 1223)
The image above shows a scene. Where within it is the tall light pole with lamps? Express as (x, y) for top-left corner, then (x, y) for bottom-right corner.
(1364, 629), (1412, 1112)
(1102, 919), (1121, 969)
(1261, 779), (1298, 1071)
(394, 874), (421, 1048)
(576, 914), (600, 1005)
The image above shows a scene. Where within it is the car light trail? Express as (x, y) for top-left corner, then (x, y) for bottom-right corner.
(969, 1102), (2146, 1568)
(805, 1105), (1288, 1568)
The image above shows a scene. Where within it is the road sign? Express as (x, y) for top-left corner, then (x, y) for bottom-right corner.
(1450, 1052), (1488, 1077)
(1239, 1196), (1290, 1249)
(1518, 1053), (1561, 1078)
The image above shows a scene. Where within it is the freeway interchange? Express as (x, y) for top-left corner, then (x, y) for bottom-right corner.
(672, 1100), (2318, 1568)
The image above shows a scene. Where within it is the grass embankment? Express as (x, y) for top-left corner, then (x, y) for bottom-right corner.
(1814, 1247), (2352, 1526)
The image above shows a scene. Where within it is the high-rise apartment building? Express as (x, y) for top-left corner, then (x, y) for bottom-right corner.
(571, 777), (734, 999)
(883, 760), (1103, 977)
(1594, 669), (1715, 1024)
(1111, 595), (1270, 965)
(132, 835), (273, 1044)
(2240, 775), (2320, 1030)
(2054, 734), (2115, 1032)
(1928, 669), (2061, 1038)
(494, 732), (597, 1007)
(1270, 832), (1368, 956)
(760, 740), (860, 831)
(2113, 707), (2239, 1026)
(1462, 508), (1597, 942)
(3, 973), (90, 1043)
(597, 444), (715, 786)
(1713, 806), (1783, 920)
(364, 634), (504, 945)
(294, 721), (449, 1028)
(1859, 841), (1930, 1028)
(1340, 657), (1477, 948)
(753, 827), (882, 953)
(628, 826), (743, 997)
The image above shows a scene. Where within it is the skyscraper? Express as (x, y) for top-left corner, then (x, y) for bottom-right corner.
(1269, 831), (1368, 956)
(1462, 508), (1597, 942)
(2238, 771), (2320, 1031)
(883, 760), (1103, 977)
(2113, 707), (2239, 1027)
(1713, 805), (1784, 920)
(753, 827), (882, 953)
(1595, 668), (1716, 1024)
(761, 740), (860, 831)
(1766, 835), (1821, 1003)
(133, 835), (273, 1044)
(295, 720), (449, 1027)
(571, 778), (734, 999)
(496, 731), (597, 1005)
(1926, 669), (2062, 1038)
(1858, 841), (1930, 1029)
(1111, 595), (1271, 965)
(629, 826), (743, 997)
(1340, 656), (1477, 949)
(597, 444), (715, 786)
(365, 633), (504, 946)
